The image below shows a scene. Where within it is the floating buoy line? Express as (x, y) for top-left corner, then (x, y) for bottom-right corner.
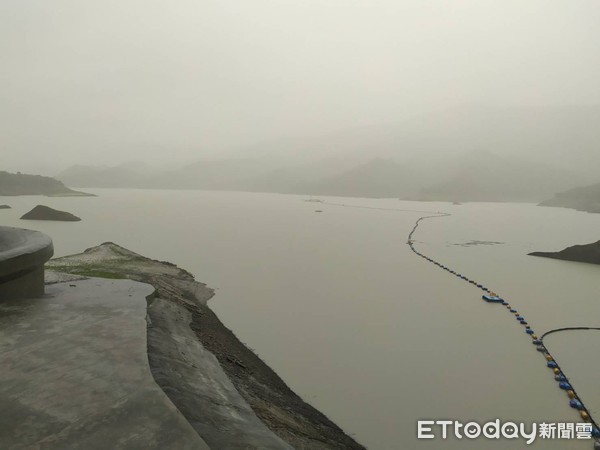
(318, 201), (600, 444)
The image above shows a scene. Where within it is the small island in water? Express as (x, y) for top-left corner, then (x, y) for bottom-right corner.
(21, 205), (82, 222)
(529, 240), (600, 265)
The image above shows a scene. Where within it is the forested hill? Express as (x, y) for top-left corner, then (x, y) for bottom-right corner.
(539, 182), (600, 213)
(0, 171), (90, 196)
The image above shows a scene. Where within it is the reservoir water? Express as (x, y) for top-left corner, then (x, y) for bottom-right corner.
(1, 189), (599, 449)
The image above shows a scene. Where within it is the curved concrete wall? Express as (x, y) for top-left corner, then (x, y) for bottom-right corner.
(0, 226), (53, 299)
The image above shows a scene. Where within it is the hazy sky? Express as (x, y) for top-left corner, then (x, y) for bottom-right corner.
(1, 1), (599, 173)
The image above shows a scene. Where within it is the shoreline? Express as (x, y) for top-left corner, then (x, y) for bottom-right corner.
(47, 242), (365, 449)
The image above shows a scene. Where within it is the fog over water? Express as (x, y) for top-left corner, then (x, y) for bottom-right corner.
(1, 190), (599, 449)
(2, 3), (600, 448)
(1, 1), (600, 174)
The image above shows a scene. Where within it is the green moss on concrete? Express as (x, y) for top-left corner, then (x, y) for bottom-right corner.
(46, 264), (127, 280)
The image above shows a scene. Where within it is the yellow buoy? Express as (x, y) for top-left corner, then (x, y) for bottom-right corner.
(531, 335), (538, 339)
(554, 368), (560, 375)
(545, 355), (553, 361)
(567, 390), (576, 399)
(581, 411), (590, 421)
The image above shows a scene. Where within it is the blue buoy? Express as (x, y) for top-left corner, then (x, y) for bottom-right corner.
(516, 316), (523, 320)
(559, 382), (572, 390)
(501, 301), (508, 305)
(526, 329), (534, 334)
(521, 321), (528, 325)
(569, 399), (584, 410)
(555, 375), (567, 382)
(510, 309), (517, 313)
(547, 361), (558, 368)
(591, 427), (600, 438)
(532, 340), (542, 345)
(536, 346), (546, 352)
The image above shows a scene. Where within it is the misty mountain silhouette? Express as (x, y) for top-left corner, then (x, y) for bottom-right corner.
(0, 171), (86, 196)
(540, 182), (600, 213)
(57, 105), (600, 201)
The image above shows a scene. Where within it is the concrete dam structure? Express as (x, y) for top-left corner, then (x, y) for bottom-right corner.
(0, 226), (54, 299)
(0, 229), (357, 448)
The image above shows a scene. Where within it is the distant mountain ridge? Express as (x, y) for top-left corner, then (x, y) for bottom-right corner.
(223, 104), (600, 177)
(58, 151), (581, 203)
(539, 182), (600, 213)
(57, 105), (600, 201)
(57, 163), (158, 189)
(415, 151), (579, 202)
(0, 171), (90, 196)
(291, 158), (413, 198)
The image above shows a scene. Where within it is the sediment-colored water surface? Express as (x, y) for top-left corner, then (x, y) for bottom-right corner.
(2, 190), (599, 449)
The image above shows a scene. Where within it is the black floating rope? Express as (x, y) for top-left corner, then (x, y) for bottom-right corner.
(407, 212), (600, 441)
(315, 199), (600, 443)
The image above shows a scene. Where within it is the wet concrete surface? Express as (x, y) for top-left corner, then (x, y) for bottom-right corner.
(0, 278), (209, 449)
(148, 297), (293, 449)
(45, 242), (359, 449)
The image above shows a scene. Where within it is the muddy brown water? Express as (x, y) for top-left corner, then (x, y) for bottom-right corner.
(2, 190), (599, 449)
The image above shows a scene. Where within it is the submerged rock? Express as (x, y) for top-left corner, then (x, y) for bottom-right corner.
(529, 240), (600, 265)
(21, 205), (81, 222)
